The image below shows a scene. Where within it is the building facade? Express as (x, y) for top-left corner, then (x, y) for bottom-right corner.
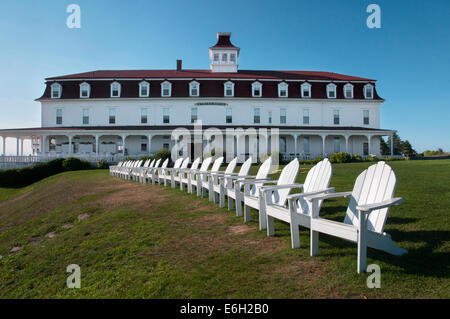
(0, 32), (395, 163)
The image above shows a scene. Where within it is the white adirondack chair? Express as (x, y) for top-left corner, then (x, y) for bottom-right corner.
(307, 161), (407, 273)
(218, 157), (253, 209)
(124, 160), (142, 180)
(154, 158), (169, 184)
(110, 161), (123, 176)
(160, 157), (184, 186)
(229, 157), (272, 217)
(241, 159), (299, 230)
(188, 157), (213, 195)
(140, 159), (155, 183)
(131, 159), (151, 181)
(179, 157), (201, 192)
(265, 158), (334, 248)
(198, 156), (224, 198)
(170, 157), (190, 188)
(145, 158), (161, 184)
(208, 157), (238, 204)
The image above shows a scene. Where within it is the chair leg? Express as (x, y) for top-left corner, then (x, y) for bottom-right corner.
(219, 186), (225, 208)
(258, 196), (267, 231)
(310, 229), (319, 256)
(267, 215), (275, 237)
(357, 213), (367, 274)
(244, 205), (251, 222)
(290, 223), (300, 249)
(228, 197), (235, 211)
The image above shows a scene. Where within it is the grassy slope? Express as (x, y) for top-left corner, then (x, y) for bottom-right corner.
(0, 160), (449, 298)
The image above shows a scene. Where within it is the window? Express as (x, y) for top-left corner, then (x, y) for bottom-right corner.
(163, 108), (170, 123)
(333, 110), (340, 125)
(252, 81), (262, 97)
(230, 53), (236, 62)
(141, 108), (148, 124)
(141, 136), (147, 152)
(344, 83), (354, 99)
(110, 82), (121, 98)
(213, 53), (219, 62)
(189, 81), (200, 97)
(109, 108), (116, 124)
(80, 82), (90, 98)
(161, 81), (171, 97)
(363, 110), (370, 125)
(268, 111), (272, 124)
(363, 142), (369, 156)
(224, 81), (234, 97)
(82, 109), (89, 125)
(303, 137), (310, 153)
(278, 82), (288, 97)
(226, 108), (232, 123)
(56, 108), (62, 125)
(280, 137), (287, 153)
(303, 109), (310, 125)
(222, 53), (227, 62)
(51, 83), (62, 99)
(254, 108), (261, 124)
(327, 83), (337, 98)
(139, 81), (150, 97)
(280, 109), (287, 124)
(163, 136), (170, 149)
(301, 83), (311, 98)
(191, 107), (198, 123)
(334, 137), (340, 153)
(364, 84), (374, 99)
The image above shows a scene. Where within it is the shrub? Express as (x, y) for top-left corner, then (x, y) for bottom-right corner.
(62, 157), (91, 171)
(351, 154), (363, 162)
(97, 159), (109, 169)
(329, 152), (351, 164)
(367, 155), (380, 162)
(153, 148), (171, 161)
(313, 156), (324, 164)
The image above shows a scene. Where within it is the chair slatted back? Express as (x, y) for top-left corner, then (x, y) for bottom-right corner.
(161, 158), (169, 169)
(190, 157), (201, 170)
(199, 157), (213, 172)
(238, 157), (252, 176)
(153, 159), (162, 169)
(180, 157), (190, 169)
(344, 161), (397, 233)
(149, 159), (155, 168)
(173, 158), (184, 169)
(272, 159), (299, 206)
(210, 157), (224, 173)
(225, 158), (238, 175)
(250, 157), (272, 196)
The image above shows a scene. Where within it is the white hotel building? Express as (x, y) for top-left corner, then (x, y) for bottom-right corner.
(0, 32), (395, 164)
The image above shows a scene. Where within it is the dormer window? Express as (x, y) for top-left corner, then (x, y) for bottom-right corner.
(213, 53), (219, 62)
(139, 81), (150, 97)
(51, 83), (62, 99)
(278, 82), (288, 98)
(110, 82), (121, 98)
(222, 53), (228, 62)
(224, 81), (234, 97)
(301, 83), (311, 98)
(252, 81), (262, 97)
(230, 53), (236, 63)
(344, 83), (354, 99)
(189, 81), (200, 97)
(364, 84), (374, 99)
(161, 81), (171, 97)
(80, 82), (90, 98)
(327, 83), (337, 99)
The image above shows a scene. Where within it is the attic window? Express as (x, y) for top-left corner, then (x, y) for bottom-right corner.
(230, 53), (236, 63)
(278, 82), (288, 98)
(139, 81), (150, 97)
(327, 83), (337, 99)
(222, 54), (228, 62)
(344, 83), (354, 99)
(224, 81), (234, 97)
(51, 83), (62, 99)
(190, 81), (200, 97)
(301, 83), (311, 98)
(364, 84), (374, 99)
(80, 82), (90, 98)
(161, 81), (172, 97)
(110, 82), (121, 98)
(252, 82), (262, 97)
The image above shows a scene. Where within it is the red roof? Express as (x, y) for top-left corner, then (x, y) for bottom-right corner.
(46, 69), (376, 82)
(209, 32), (239, 50)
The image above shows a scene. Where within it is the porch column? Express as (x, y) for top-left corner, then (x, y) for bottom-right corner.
(293, 134), (298, 158)
(148, 134), (153, 155)
(321, 135), (327, 157)
(235, 134), (240, 162)
(16, 137), (20, 156)
(367, 135), (372, 155)
(122, 135), (126, 155)
(345, 135), (349, 154)
(390, 134), (394, 156)
(41, 135), (47, 155)
(68, 135), (72, 155)
(95, 135), (99, 154)
(1, 136), (5, 155)
(20, 138), (24, 156)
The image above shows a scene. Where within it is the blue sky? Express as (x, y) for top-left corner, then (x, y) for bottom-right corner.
(0, 0), (449, 154)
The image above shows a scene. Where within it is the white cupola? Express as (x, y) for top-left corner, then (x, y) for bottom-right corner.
(209, 32), (240, 73)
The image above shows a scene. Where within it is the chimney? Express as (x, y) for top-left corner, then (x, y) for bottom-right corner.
(176, 59), (182, 71)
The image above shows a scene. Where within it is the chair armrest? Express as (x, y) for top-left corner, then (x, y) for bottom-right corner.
(308, 191), (353, 202)
(287, 187), (335, 200)
(357, 197), (403, 212)
(229, 174), (257, 180)
(239, 178), (273, 186)
(261, 183), (304, 192)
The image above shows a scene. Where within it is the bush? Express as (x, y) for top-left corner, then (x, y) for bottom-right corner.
(313, 156), (324, 164)
(153, 148), (171, 161)
(97, 159), (109, 169)
(329, 152), (351, 164)
(367, 155), (379, 162)
(351, 154), (363, 162)
(62, 157), (92, 171)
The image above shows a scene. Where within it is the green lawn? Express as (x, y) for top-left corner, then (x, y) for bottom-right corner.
(0, 160), (449, 298)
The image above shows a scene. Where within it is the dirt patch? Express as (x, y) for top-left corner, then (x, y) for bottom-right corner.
(62, 223), (74, 229)
(77, 214), (90, 221)
(45, 232), (56, 239)
(228, 225), (252, 235)
(10, 246), (22, 253)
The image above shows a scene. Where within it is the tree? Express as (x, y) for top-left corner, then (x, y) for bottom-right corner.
(387, 132), (402, 155)
(400, 140), (416, 157)
(380, 137), (390, 155)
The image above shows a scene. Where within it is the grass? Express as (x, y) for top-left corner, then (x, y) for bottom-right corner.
(0, 160), (449, 298)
